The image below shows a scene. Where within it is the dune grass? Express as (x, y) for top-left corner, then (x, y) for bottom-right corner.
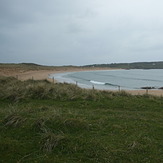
(0, 77), (163, 162)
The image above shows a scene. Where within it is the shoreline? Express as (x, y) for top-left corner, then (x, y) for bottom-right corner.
(1, 67), (163, 96)
(0, 67), (117, 81)
(50, 70), (163, 97)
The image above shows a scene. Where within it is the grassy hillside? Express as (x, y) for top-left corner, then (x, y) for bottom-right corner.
(0, 63), (80, 72)
(0, 77), (163, 162)
(1, 61), (163, 76)
(85, 61), (163, 69)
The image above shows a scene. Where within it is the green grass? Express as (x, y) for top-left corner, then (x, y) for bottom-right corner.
(0, 77), (163, 162)
(0, 63), (81, 74)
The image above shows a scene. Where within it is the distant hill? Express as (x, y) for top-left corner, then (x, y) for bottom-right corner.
(20, 63), (42, 66)
(84, 61), (163, 69)
(1, 61), (163, 69)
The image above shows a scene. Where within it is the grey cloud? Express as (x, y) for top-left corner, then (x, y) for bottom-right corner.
(1, 0), (163, 65)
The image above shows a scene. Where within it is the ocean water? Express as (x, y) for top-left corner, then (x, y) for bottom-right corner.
(50, 69), (163, 90)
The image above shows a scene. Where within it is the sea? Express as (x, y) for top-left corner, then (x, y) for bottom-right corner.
(50, 69), (163, 90)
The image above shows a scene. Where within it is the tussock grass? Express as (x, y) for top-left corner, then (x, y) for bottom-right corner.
(63, 118), (89, 131)
(40, 132), (66, 152)
(3, 114), (27, 127)
(0, 76), (138, 103)
(32, 118), (48, 133)
(0, 76), (163, 162)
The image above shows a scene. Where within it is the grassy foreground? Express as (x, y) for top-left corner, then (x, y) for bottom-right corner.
(0, 77), (163, 163)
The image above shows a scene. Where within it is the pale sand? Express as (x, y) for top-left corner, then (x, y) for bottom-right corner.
(123, 89), (163, 96)
(0, 67), (112, 82)
(1, 67), (163, 96)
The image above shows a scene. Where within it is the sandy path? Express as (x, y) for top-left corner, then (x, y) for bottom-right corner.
(16, 70), (59, 81)
(0, 69), (57, 81)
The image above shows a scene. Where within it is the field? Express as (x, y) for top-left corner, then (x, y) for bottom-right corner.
(0, 76), (163, 162)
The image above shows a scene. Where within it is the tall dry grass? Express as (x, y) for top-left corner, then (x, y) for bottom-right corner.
(0, 76), (124, 102)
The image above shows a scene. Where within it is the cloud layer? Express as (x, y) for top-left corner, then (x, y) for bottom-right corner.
(1, 0), (163, 65)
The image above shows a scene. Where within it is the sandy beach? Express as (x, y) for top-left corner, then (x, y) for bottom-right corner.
(0, 66), (116, 81)
(1, 67), (163, 96)
(124, 89), (163, 96)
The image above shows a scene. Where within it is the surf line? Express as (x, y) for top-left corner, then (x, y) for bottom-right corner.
(90, 80), (119, 87)
(89, 80), (121, 91)
(90, 80), (105, 85)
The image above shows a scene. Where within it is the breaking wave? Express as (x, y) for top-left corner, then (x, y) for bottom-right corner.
(90, 80), (105, 85)
(51, 69), (163, 90)
(90, 80), (119, 87)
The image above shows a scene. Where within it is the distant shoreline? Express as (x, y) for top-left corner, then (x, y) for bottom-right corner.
(49, 70), (163, 97)
(1, 66), (163, 96)
(0, 66), (116, 81)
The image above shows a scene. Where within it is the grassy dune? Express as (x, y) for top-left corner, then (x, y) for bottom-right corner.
(0, 76), (163, 162)
(0, 63), (80, 75)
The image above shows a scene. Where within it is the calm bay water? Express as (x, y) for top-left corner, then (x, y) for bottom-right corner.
(51, 69), (163, 90)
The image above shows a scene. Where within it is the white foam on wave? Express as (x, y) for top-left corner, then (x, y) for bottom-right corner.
(90, 80), (105, 85)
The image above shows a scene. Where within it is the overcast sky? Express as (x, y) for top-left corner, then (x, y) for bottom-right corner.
(1, 0), (163, 66)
